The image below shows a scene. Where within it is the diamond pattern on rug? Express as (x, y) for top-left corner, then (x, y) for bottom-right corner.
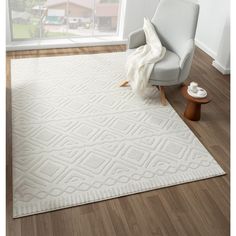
(11, 52), (225, 218)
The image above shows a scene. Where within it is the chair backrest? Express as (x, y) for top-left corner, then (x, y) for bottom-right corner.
(152, 0), (199, 57)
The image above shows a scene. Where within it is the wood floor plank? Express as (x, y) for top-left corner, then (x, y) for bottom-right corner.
(146, 194), (181, 236)
(21, 216), (37, 236)
(92, 202), (117, 236)
(118, 196), (151, 236)
(6, 46), (230, 236)
(35, 213), (54, 236)
(106, 199), (133, 236)
(50, 209), (75, 236)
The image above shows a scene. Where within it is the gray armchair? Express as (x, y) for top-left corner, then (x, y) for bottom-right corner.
(127, 0), (200, 105)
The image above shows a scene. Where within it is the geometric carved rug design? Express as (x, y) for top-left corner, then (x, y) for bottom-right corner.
(11, 52), (225, 218)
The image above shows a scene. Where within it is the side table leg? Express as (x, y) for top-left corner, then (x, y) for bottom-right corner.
(184, 101), (201, 121)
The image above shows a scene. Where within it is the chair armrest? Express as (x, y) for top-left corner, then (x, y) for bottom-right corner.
(179, 39), (194, 69)
(128, 28), (146, 49)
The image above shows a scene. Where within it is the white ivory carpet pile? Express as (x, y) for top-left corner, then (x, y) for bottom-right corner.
(11, 52), (225, 218)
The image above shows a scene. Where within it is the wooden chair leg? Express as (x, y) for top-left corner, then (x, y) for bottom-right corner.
(119, 80), (129, 87)
(159, 85), (167, 106)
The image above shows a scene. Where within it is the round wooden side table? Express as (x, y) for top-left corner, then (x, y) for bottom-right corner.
(181, 85), (211, 121)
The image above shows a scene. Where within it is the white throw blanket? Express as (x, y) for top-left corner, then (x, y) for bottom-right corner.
(126, 18), (166, 97)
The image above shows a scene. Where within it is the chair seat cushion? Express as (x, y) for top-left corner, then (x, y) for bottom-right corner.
(149, 49), (180, 83)
(127, 49), (180, 85)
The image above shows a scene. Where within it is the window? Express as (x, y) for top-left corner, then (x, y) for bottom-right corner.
(8, 0), (122, 41)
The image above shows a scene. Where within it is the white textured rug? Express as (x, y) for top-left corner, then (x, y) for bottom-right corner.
(11, 52), (225, 218)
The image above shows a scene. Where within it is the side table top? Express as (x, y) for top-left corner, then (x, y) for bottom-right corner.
(181, 85), (211, 104)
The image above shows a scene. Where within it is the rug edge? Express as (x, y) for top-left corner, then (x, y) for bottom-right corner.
(13, 165), (225, 218)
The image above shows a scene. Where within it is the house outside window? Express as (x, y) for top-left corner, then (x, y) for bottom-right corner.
(8, 0), (122, 41)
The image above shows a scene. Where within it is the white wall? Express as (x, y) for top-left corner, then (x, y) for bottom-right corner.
(195, 0), (230, 57)
(122, 0), (230, 74)
(212, 16), (230, 74)
(195, 0), (230, 74)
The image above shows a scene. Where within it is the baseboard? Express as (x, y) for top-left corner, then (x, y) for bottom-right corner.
(195, 39), (216, 59)
(212, 60), (230, 75)
(195, 39), (230, 75)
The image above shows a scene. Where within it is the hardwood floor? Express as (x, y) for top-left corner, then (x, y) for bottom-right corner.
(6, 45), (230, 236)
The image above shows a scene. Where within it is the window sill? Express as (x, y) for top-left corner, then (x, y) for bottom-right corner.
(6, 36), (127, 51)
